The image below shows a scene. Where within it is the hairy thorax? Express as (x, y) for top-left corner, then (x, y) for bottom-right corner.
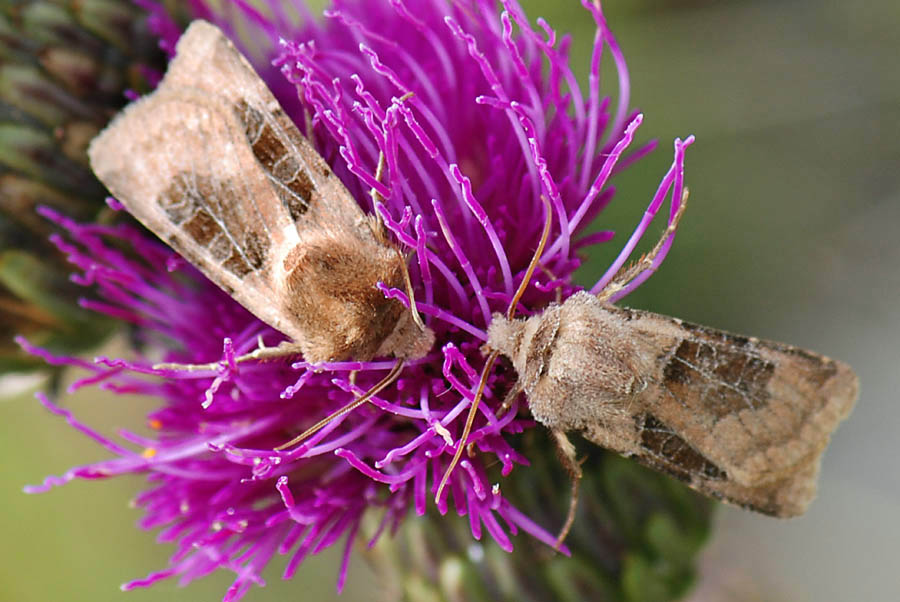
(279, 235), (409, 362)
(488, 291), (644, 431)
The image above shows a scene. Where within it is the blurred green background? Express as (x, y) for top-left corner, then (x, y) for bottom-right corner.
(3, 0), (898, 600)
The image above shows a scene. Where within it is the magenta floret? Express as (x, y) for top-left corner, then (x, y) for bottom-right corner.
(23, 1), (691, 599)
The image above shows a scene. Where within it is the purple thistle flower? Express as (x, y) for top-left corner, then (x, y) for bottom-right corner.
(23, 1), (692, 600)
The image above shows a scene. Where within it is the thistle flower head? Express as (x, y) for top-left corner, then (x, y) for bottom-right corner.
(23, 1), (692, 600)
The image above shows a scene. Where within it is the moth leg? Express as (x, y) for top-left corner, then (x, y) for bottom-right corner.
(597, 188), (689, 303)
(496, 379), (524, 419)
(551, 428), (583, 550)
(435, 350), (500, 502)
(153, 340), (304, 372)
(437, 197), (552, 502)
(237, 340), (305, 363)
(275, 359), (404, 451)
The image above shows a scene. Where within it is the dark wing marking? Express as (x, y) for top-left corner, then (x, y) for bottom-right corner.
(162, 20), (374, 245)
(662, 335), (776, 418)
(233, 99), (314, 220)
(88, 84), (310, 341)
(157, 170), (269, 278)
(596, 305), (857, 516)
(635, 413), (727, 482)
(625, 411), (821, 517)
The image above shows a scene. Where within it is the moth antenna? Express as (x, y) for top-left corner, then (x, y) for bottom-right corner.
(506, 195), (553, 319)
(370, 149), (389, 244)
(369, 90), (427, 333)
(369, 91), (415, 212)
(398, 247), (427, 332)
(435, 195), (552, 502)
(597, 188), (689, 302)
(274, 359), (405, 451)
(370, 151), (387, 208)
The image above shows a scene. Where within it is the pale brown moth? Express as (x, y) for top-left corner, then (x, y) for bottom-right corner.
(438, 192), (857, 536)
(88, 21), (433, 442)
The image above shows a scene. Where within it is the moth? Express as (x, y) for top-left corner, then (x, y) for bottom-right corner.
(438, 195), (857, 526)
(486, 290), (857, 518)
(88, 20), (433, 368)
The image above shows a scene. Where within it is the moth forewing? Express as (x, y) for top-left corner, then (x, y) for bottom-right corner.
(621, 304), (856, 488)
(166, 21), (372, 235)
(88, 87), (296, 339)
(487, 291), (858, 518)
(88, 20), (433, 364)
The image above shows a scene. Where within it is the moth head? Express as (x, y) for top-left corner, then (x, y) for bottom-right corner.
(485, 313), (526, 366)
(486, 304), (562, 392)
(377, 307), (435, 360)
